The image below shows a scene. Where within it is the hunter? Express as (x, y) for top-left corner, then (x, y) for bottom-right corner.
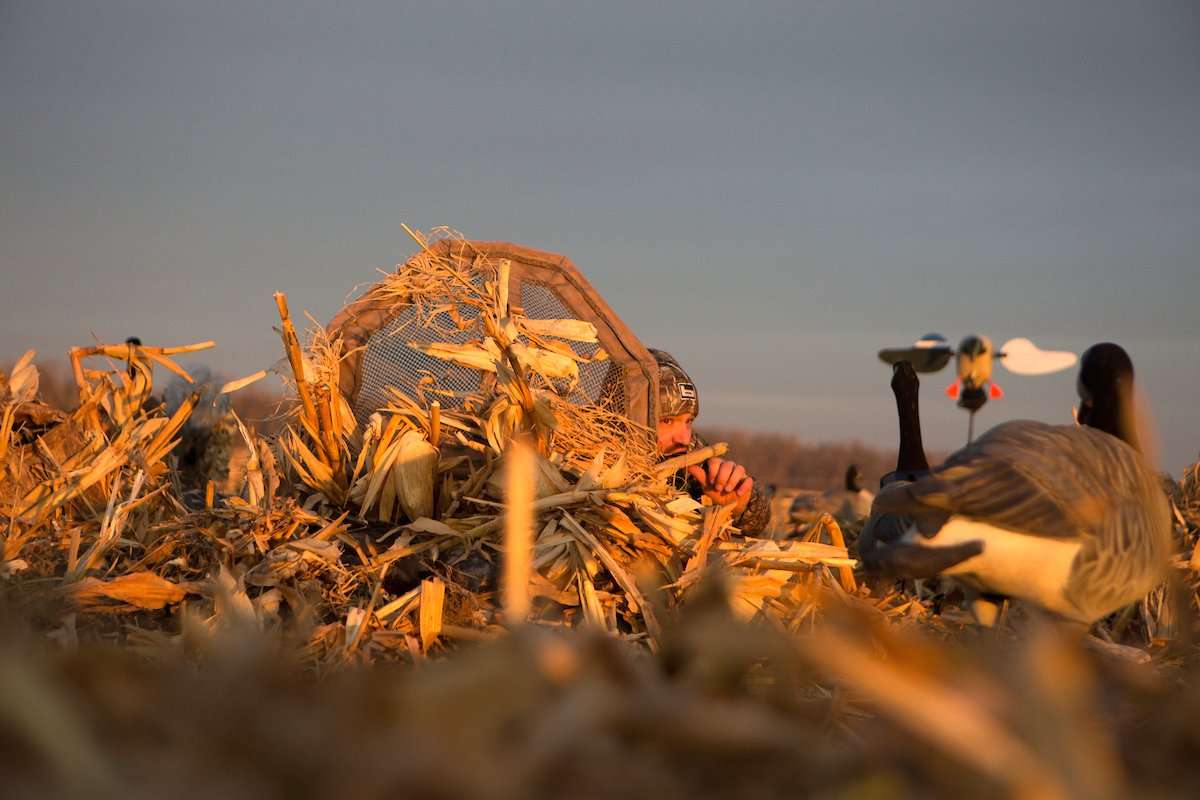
(650, 349), (771, 534)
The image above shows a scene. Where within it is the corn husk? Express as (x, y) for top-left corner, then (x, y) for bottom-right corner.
(6, 349), (39, 403)
(517, 318), (599, 343)
(392, 429), (437, 521)
(410, 341), (500, 373)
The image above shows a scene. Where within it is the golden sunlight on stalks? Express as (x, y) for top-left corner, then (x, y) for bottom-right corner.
(1, 232), (858, 669)
(1, 341), (208, 567)
(503, 437), (535, 625)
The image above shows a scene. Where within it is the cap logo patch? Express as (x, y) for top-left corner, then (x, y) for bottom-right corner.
(677, 383), (696, 400)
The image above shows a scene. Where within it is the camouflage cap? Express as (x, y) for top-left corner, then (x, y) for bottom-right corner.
(648, 348), (699, 420)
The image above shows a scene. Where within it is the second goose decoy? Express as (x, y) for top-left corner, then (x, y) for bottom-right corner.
(790, 465), (875, 522)
(859, 344), (1171, 625)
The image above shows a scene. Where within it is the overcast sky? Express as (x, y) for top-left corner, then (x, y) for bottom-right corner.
(3, 1), (1197, 472)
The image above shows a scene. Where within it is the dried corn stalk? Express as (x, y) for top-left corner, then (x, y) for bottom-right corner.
(2, 341), (210, 563)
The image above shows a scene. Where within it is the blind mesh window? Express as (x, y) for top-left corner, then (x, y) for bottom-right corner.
(326, 240), (656, 429)
(351, 279), (626, 423)
(353, 304), (484, 422)
(519, 282), (625, 412)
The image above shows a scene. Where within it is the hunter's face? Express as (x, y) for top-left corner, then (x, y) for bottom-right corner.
(657, 414), (694, 457)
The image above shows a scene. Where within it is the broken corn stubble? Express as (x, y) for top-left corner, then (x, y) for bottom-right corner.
(503, 438), (535, 625)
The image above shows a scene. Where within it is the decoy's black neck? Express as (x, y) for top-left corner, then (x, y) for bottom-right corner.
(891, 362), (930, 473)
(1081, 388), (1140, 451)
(1077, 342), (1140, 452)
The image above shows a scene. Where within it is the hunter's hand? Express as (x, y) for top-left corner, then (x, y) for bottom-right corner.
(687, 457), (753, 515)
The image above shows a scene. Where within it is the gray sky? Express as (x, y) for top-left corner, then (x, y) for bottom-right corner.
(3, 0), (1198, 472)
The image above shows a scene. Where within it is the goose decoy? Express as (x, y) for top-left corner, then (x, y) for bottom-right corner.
(859, 344), (1171, 626)
(789, 465), (876, 522)
(124, 336), (142, 379)
(877, 332), (1079, 443)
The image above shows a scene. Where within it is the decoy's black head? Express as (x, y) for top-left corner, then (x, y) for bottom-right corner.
(957, 335), (989, 359)
(844, 464), (863, 492)
(124, 337), (142, 378)
(1077, 342), (1139, 449)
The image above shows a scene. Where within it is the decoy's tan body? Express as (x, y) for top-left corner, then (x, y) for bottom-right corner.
(870, 420), (1172, 624)
(955, 334), (994, 392)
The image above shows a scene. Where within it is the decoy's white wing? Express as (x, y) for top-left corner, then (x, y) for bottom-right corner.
(999, 337), (1078, 376)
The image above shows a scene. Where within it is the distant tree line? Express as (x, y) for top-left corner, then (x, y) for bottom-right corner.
(698, 427), (943, 493)
(26, 356), (923, 493)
